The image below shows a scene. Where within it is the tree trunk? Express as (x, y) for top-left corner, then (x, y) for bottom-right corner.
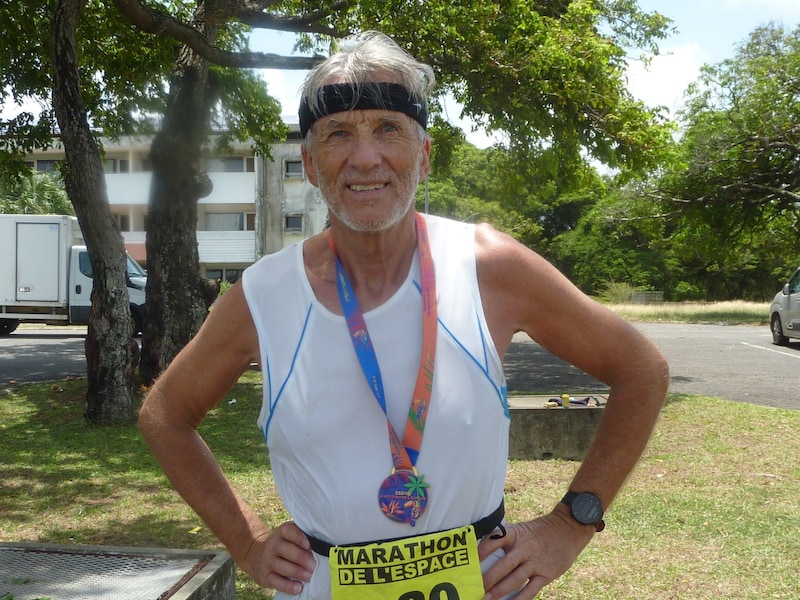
(139, 12), (219, 386)
(50, 0), (136, 423)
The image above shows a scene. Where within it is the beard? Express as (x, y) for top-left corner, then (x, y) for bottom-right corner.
(316, 165), (421, 233)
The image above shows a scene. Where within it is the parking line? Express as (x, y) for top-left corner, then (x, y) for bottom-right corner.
(740, 341), (800, 359)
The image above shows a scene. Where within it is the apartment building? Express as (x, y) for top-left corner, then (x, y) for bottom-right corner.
(25, 125), (328, 283)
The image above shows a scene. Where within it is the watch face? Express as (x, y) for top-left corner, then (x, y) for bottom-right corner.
(571, 492), (604, 524)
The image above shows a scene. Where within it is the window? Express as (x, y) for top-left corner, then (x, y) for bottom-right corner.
(114, 214), (131, 232)
(78, 251), (93, 278)
(246, 213), (255, 231)
(205, 267), (241, 284)
(790, 270), (800, 295)
(35, 160), (59, 173)
(284, 214), (303, 233)
(204, 157), (245, 173)
(284, 159), (304, 178)
(206, 212), (244, 231)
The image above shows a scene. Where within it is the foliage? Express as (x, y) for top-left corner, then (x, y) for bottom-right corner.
(337, 0), (674, 175)
(0, 0), (175, 179)
(629, 23), (800, 299)
(567, 23), (800, 301)
(595, 281), (639, 304)
(417, 140), (544, 247)
(0, 171), (73, 215)
(0, 0), (283, 177)
(668, 22), (800, 242)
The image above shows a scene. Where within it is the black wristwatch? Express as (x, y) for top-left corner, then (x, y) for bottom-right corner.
(561, 491), (606, 532)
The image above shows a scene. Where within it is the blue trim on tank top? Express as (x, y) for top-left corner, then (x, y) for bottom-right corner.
(413, 281), (510, 418)
(262, 303), (314, 440)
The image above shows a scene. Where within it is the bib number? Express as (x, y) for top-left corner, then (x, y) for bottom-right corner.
(398, 582), (460, 599)
(330, 526), (484, 600)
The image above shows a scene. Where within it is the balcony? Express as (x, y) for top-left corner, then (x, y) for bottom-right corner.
(105, 172), (256, 206)
(122, 231), (256, 265)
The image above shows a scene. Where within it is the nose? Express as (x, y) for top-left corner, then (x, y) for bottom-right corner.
(346, 131), (383, 171)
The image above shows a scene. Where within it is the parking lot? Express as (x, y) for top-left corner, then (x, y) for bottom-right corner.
(505, 322), (800, 410)
(2, 323), (799, 410)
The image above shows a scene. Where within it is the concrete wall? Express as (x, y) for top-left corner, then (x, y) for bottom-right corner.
(509, 407), (604, 461)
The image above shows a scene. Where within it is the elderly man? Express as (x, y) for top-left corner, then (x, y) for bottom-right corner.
(139, 31), (668, 600)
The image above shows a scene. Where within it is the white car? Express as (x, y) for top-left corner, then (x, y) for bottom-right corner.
(770, 266), (800, 345)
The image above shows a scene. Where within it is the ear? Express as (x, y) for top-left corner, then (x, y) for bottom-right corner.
(418, 136), (432, 182)
(301, 145), (319, 188)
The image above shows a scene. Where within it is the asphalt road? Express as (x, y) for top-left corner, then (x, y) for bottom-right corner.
(2, 323), (799, 410)
(505, 323), (800, 410)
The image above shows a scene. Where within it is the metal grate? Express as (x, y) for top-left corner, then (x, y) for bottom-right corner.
(0, 544), (213, 600)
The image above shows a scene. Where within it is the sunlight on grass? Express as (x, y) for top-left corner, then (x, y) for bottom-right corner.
(2, 370), (798, 599)
(609, 300), (769, 324)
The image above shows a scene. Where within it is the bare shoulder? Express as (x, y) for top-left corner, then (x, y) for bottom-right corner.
(473, 222), (666, 385)
(474, 222), (623, 352)
(191, 280), (260, 368)
(473, 222), (572, 353)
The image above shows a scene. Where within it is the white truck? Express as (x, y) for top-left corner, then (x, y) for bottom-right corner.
(0, 214), (147, 336)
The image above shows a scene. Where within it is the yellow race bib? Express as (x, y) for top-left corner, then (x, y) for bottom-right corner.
(330, 525), (484, 600)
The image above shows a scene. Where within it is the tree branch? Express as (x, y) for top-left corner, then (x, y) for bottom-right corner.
(223, 0), (354, 35)
(111, 0), (332, 69)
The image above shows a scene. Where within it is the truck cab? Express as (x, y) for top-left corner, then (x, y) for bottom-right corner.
(68, 246), (148, 335)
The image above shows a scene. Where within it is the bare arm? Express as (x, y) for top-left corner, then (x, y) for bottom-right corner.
(474, 223), (669, 599)
(138, 282), (315, 593)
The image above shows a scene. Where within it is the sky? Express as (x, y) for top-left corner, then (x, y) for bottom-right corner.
(626, 0), (800, 117)
(254, 0), (800, 147)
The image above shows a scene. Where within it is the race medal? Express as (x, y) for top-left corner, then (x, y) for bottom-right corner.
(379, 470), (430, 526)
(331, 214), (437, 529)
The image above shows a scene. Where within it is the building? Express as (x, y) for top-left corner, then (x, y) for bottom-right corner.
(25, 125), (328, 283)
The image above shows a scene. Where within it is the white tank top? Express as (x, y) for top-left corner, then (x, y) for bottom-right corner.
(242, 214), (509, 599)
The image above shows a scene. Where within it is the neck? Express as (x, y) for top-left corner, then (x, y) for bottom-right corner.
(327, 211), (419, 310)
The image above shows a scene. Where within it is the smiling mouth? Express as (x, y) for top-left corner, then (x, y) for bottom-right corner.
(348, 183), (387, 192)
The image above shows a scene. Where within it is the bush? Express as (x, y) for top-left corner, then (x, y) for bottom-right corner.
(596, 281), (638, 304)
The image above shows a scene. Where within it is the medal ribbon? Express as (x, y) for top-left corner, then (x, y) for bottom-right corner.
(328, 212), (437, 471)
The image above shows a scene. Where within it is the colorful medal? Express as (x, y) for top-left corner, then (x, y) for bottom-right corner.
(379, 469), (430, 526)
(329, 213), (437, 527)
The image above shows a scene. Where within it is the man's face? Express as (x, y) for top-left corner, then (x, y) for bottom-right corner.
(301, 107), (431, 233)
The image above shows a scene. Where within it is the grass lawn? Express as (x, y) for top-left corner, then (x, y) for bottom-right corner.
(2, 366), (798, 599)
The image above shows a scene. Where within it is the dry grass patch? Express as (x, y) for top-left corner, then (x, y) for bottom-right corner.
(610, 300), (769, 324)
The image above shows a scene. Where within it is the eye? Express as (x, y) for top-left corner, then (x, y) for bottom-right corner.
(381, 122), (399, 134)
(326, 129), (348, 140)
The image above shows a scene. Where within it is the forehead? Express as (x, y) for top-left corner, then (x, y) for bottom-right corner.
(316, 108), (411, 130)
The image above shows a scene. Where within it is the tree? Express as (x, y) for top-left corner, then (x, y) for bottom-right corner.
(2, 0), (187, 421)
(0, 170), (73, 215)
(112, 0), (672, 383)
(4, 0), (674, 393)
(667, 25), (800, 240)
(622, 23), (800, 299)
(51, 0), (138, 422)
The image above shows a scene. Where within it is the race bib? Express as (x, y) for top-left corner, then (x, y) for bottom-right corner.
(330, 525), (484, 600)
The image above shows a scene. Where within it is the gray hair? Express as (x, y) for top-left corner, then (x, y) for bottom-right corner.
(300, 32), (436, 140)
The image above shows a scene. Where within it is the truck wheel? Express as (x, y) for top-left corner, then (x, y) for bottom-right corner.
(0, 319), (20, 336)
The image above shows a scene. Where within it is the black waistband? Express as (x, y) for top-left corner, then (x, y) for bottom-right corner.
(305, 499), (505, 557)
